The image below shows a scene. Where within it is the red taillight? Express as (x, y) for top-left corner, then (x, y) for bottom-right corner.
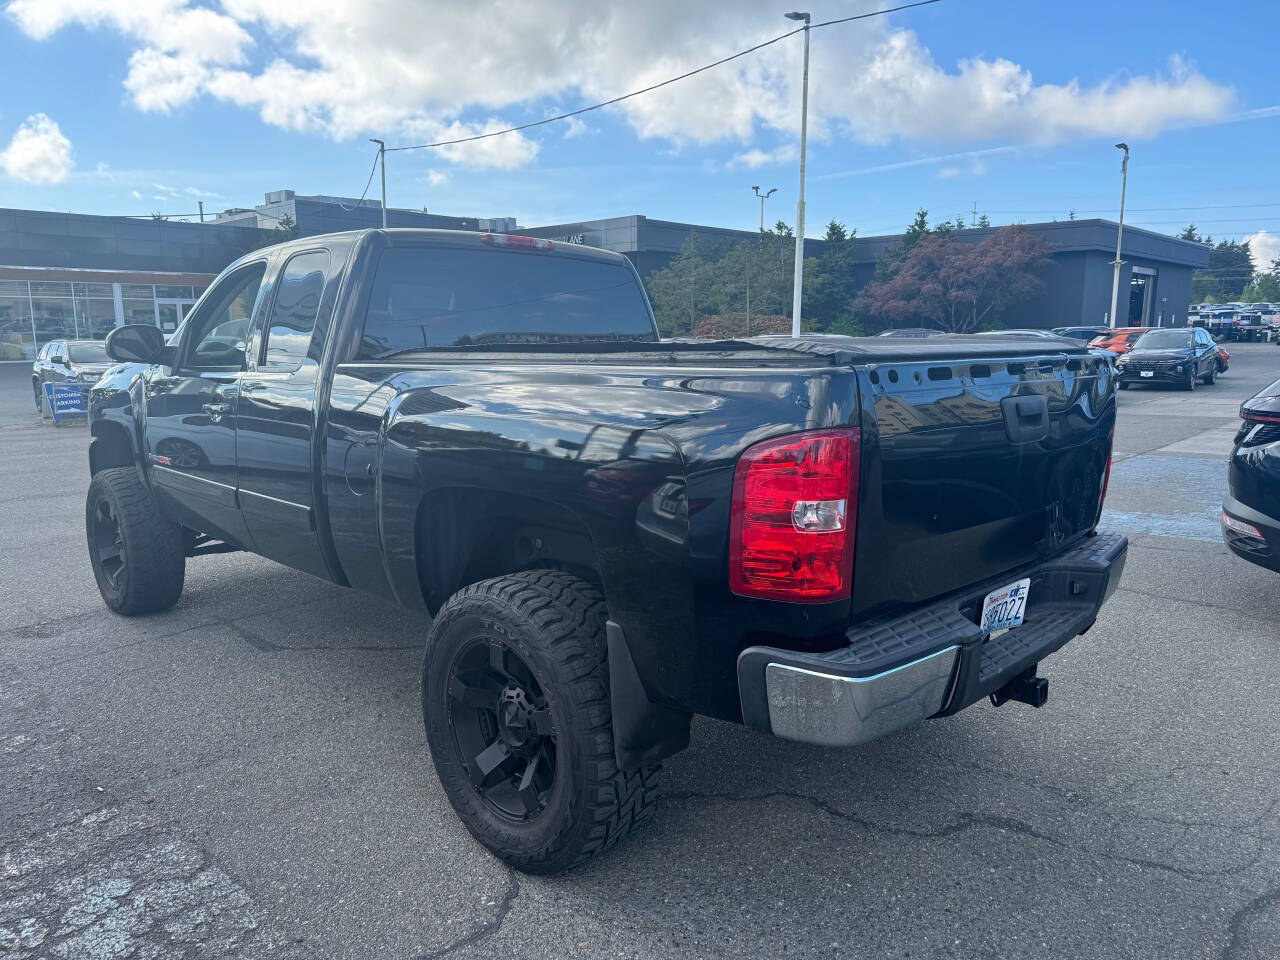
(1243, 410), (1280, 425)
(479, 233), (553, 251)
(729, 428), (860, 602)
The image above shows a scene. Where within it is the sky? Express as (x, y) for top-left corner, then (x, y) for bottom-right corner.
(0, 0), (1278, 269)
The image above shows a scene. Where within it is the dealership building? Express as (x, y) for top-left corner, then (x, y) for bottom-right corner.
(0, 189), (1208, 359)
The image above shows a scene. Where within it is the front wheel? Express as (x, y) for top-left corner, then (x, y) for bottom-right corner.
(422, 570), (661, 874)
(85, 467), (186, 615)
(1185, 370), (1196, 391)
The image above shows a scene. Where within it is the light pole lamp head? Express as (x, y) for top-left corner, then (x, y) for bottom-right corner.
(767, 187), (777, 198)
(753, 185), (760, 194)
(785, 11), (811, 22)
(1115, 142), (1129, 153)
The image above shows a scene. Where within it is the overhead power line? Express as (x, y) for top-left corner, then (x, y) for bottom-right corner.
(384, 0), (943, 154)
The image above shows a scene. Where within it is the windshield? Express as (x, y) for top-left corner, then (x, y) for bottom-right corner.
(1134, 331), (1193, 349)
(67, 342), (109, 363)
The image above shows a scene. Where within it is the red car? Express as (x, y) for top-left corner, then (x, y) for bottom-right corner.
(1088, 327), (1150, 355)
(1217, 344), (1230, 373)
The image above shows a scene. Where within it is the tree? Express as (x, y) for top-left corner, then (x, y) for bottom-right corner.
(1243, 257), (1280, 302)
(1179, 224), (1202, 243)
(1192, 238), (1254, 302)
(275, 213), (300, 240)
(856, 226), (1052, 333)
(977, 214), (991, 228)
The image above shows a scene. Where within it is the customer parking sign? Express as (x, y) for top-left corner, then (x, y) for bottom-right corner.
(43, 382), (87, 424)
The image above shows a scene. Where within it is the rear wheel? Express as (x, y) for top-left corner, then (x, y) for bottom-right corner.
(32, 378), (41, 413)
(422, 570), (660, 874)
(1118, 381), (1130, 390)
(1202, 364), (1216, 386)
(85, 467), (186, 615)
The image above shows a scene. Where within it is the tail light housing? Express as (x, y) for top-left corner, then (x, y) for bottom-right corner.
(729, 428), (860, 602)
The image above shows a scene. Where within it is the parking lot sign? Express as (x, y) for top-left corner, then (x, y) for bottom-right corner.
(43, 382), (87, 424)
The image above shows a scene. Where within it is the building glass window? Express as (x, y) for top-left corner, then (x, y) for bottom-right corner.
(0, 293), (31, 360)
(121, 283), (155, 298)
(82, 299), (118, 339)
(123, 298), (157, 325)
(73, 282), (115, 298)
(29, 281), (73, 298)
(155, 284), (192, 298)
(0, 280), (27, 297)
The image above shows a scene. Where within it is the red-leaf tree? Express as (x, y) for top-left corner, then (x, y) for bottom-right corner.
(857, 226), (1052, 333)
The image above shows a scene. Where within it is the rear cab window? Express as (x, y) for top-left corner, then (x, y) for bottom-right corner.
(357, 245), (656, 359)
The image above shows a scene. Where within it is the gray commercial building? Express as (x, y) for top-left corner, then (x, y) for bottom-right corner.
(0, 189), (1209, 361)
(519, 215), (1211, 331)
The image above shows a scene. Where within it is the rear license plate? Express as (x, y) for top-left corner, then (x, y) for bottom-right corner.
(1140, 370), (1154, 377)
(980, 578), (1030, 634)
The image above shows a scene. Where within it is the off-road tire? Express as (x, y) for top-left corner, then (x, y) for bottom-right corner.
(85, 467), (186, 615)
(422, 570), (661, 874)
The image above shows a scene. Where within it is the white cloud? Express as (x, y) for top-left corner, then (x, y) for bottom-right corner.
(562, 116), (589, 139)
(937, 165), (961, 179)
(1246, 230), (1279, 272)
(0, 113), (73, 183)
(131, 189), (142, 199)
(6, 1), (1238, 171)
(425, 169), (448, 187)
(184, 185), (222, 197)
(728, 144), (798, 169)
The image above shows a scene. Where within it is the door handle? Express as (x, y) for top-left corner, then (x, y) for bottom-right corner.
(202, 402), (232, 422)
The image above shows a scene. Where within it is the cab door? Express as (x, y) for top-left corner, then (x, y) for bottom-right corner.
(234, 247), (340, 578)
(144, 260), (268, 548)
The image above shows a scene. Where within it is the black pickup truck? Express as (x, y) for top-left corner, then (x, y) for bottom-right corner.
(87, 229), (1126, 873)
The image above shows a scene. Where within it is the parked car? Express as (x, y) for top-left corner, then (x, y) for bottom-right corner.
(1223, 376), (1280, 572)
(31, 338), (112, 416)
(1116, 328), (1220, 390)
(1216, 343), (1230, 373)
(876, 327), (942, 338)
(1089, 327), (1149, 355)
(973, 328), (1062, 338)
(1052, 325), (1110, 341)
(87, 229), (1125, 873)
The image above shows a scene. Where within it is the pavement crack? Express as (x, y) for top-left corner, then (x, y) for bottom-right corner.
(416, 867), (521, 959)
(662, 788), (1262, 883)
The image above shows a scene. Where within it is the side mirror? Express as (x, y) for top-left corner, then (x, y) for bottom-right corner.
(106, 324), (167, 364)
(50, 354), (66, 365)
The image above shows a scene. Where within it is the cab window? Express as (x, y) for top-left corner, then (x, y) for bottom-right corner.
(180, 263), (266, 373)
(260, 250), (329, 372)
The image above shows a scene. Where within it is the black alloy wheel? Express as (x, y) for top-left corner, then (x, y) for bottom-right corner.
(90, 496), (126, 593)
(446, 636), (557, 820)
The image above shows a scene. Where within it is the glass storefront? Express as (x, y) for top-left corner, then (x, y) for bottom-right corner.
(0, 279), (207, 359)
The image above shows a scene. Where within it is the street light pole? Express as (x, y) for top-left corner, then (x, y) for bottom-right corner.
(369, 139), (387, 229)
(785, 11), (811, 338)
(753, 185), (777, 236)
(1108, 142), (1129, 329)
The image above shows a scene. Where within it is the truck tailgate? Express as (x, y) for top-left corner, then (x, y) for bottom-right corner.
(852, 351), (1115, 620)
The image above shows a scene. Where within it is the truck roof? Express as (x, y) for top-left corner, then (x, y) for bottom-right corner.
(254, 227), (630, 266)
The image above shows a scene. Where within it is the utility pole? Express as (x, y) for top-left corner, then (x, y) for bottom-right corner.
(971, 200), (977, 227)
(752, 185), (777, 238)
(1108, 142), (1129, 329)
(785, 11), (811, 338)
(369, 139), (387, 228)
(198, 201), (204, 223)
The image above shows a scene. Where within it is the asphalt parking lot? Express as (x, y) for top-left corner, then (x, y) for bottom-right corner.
(2, 345), (1279, 960)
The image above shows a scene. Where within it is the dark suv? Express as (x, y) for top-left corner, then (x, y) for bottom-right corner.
(1223, 377), (1280, 572)
(1116, 328), (1219, 390)
(31, 339), (112, 416)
